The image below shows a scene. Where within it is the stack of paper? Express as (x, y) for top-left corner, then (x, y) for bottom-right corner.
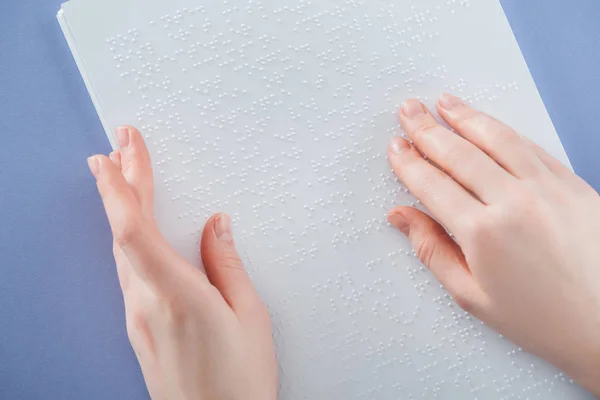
(59, 0), (590, 398)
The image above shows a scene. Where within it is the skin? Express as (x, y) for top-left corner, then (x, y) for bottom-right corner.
(87, 126), (277, 400)
(387, 94), (600, 397)
(88, 94), (600, 398)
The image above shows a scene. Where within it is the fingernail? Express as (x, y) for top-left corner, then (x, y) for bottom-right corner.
(402, 99), (425, 118)
(109, 150), (122, 169)
(389, 137), (411, 154)
(115, 127), (130, 148)
(438, 93), (464, 111)
(388, 212), (410, 236)
(215, 213), (233, 243)
(87, 156), (100, 177)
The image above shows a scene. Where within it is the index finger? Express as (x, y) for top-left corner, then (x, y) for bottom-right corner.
(388, 137), (482, 235)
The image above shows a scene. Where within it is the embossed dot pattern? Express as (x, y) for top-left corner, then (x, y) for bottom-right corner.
(59, 0), (585, 398)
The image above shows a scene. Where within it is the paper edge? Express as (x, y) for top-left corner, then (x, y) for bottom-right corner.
(57, 4), (117, 150)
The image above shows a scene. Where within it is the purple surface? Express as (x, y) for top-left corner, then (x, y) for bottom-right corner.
(0, 0), (598, 398)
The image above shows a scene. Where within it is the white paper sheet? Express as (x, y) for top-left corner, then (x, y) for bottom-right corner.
(59, 0), (591, 398)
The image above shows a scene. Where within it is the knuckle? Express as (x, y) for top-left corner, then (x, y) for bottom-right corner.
(389, 151), (424, 186)
(155, 294), (187, 328)
(414, 236), (437, 268)
(489, 126), (520, 149)
(125, 308), (153, 352)
(407, 161), (440, 191)
(412, 121), (439, 137)
(144, 294), (188, 329)
(113, 216), (143, 248)
(220, 251), (245, 271)
(513, 196), (536, 217)
(442, 142), (472, 171)
(508, 184), (541, 217)
(124, 125), (141, 136)
(457, 111), (519, 143)
(462, 193), (539, 244)
(454, 109), (483, 128)
(460, 214), (494, 242)
(126, 310), (146, 339)
(458, 109), (494, 127)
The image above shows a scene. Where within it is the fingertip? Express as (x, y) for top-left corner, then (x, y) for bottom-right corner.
(97, 154), (117, 168)
(400, 98), (426, 119)
(115, 125), (148, 157)
(115, 127), (130, 148)
(89, 154), (118, 177)
(398, 99), (440, 144)
(437, 93), (466, 113)
(388, 137), (411, 156)
(202, 213), (235, 249)
(200, 214), (222, 260)
(387, 205), (411, 219)
(387, 205), (403, 218)
(115, 125), (154, 215)
(117, 125), (152, 172)
(201, 214), (218, 244)
(123, 125), (146, 152)
(123, 125), (140, 135)
(213, 213), (233, 243)
(92, 154), (132, 196)
(87, 156), (100, 178)
(387, 207), (410, 236)
(109, 150), (122, 169)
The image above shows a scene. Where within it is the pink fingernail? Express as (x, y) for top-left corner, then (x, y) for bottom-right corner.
(214, 213), (233, 243)
(402, 99), (425, 118)
(87, 156), (100, 178)
(389, 137), (411, 155)
(115, 127), (130, 148)
(388, 212), (410, 236)
(438, 93), (465, 111)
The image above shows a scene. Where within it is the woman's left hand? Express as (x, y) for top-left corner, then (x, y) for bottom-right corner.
(87, 126), (278, 400)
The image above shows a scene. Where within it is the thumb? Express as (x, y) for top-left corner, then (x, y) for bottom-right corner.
(201, 213), (261, 315)
(388, 206), (485, 314)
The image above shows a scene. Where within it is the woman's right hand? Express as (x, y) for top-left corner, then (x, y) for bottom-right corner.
(387, 94), (600, 396)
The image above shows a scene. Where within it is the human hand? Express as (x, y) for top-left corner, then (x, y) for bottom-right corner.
(87, 127), (277, 400)
(387, 94), (600, 396)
